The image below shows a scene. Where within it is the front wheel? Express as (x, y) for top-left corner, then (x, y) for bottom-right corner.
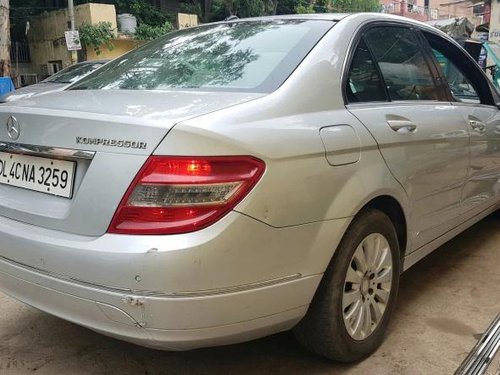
(294, 208), (401, 362)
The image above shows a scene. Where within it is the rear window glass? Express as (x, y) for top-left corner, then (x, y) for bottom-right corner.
(70, 20), (333, 93)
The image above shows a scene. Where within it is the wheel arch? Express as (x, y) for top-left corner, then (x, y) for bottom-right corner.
(359, 195), (408, 266)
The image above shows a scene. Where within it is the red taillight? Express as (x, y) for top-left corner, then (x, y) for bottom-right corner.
(108, 156), (265, 235)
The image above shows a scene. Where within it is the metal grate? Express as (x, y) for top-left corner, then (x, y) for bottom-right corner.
(456, 315), (500, 375)
(10, 42), (31, 64)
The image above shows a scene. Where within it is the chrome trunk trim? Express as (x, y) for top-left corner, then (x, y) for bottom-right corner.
(0, 142), (95, 160)
(455, 315), (500, 375)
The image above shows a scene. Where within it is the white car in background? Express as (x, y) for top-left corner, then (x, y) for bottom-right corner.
(0, 60), (109, 103)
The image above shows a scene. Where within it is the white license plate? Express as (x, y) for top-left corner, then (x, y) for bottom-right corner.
(0, 152), (76, 198)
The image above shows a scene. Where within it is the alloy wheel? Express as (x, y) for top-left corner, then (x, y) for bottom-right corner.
(342, 233), (393, 340)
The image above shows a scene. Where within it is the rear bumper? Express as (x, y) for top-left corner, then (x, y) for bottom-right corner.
(0, 212), (348, 349)
(0, 256), (318, 349)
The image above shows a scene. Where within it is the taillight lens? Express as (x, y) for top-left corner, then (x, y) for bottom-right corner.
(108, 156), (265, 235)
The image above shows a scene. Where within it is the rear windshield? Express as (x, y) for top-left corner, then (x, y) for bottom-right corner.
(70, 19), (333, 93)
(44, 62), (105, 83)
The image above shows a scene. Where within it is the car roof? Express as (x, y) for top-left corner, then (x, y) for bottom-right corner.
(237, 13), (351, 21)
(251, 13), (452, 38)
(202, 13), (349, 27)
(221, 12), (440, 30)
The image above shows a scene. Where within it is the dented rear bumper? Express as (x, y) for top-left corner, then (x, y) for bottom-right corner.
(0, 211), (346, 349)
(0, 255), (318, 349)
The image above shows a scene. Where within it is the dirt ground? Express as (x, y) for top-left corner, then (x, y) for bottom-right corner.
(1, 215), (499, 375)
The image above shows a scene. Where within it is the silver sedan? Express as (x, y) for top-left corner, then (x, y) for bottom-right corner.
(0, 13), (498, 362)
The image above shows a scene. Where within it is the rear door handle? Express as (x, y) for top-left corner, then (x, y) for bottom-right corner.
(469, 119), (486, 132)
(387, 119), (417, 133)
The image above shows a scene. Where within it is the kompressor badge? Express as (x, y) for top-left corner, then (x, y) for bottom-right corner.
(76, 137), (147, 150)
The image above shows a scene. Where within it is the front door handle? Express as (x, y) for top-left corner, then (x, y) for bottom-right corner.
(387, 119), (417, 133)
(469, 119), (486, 132)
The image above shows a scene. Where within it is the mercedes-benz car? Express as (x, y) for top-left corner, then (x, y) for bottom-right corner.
(0, 14), (499, 362)
(0, 60), (109, 103)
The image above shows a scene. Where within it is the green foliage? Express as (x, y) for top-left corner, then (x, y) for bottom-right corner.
(274, 0), (382, 17)
(310, 0), (381, 12)
(274, 0), (292, 14)
(236, 0), (261, 17)
(179, 0), (203, 21)
(295, 3), (314, 13)
(135, 22), (174, 41)
(78, 22), (114, 56)
(115, 0), (173, 26)
(209, 0), (228, 21)
(113, 0), (175, 41)
(209, 0), (277, 20)
(207, 0), (380, 21)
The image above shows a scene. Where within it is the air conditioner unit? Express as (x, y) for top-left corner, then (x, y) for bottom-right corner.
(46, 63), (56, 76)
(20, 73), (38, 87)
(44, 61), (63, 77)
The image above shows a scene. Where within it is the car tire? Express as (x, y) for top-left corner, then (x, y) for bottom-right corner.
(294, 208), (401, 362)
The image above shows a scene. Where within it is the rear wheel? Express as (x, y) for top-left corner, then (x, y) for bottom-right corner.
(294, 208), (401, 362)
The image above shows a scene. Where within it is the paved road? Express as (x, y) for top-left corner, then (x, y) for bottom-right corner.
(1, 215), (500, 375)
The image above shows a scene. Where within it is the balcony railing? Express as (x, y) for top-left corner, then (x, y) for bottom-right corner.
(10, 42), (31, 64)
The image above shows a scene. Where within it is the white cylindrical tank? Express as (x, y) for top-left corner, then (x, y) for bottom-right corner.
(117, 13), (137, 34)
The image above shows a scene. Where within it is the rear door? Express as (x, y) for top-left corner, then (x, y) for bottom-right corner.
(346, 24), (470, 250)
(421, 30), (500, 217)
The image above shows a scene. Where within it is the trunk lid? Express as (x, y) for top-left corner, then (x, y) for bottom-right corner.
(0, 89), (262, 236)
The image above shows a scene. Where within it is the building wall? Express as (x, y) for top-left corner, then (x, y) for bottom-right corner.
(427, 0), (476, 20)
(381, 0), (478, 22)
(490, 0), (500, 43)
(87, 4), (118, 36)
(27, 3), (135, 79)
(381, 0), (441, 22)
(177, 13), (199, 29)
(85, 38), (141, 61)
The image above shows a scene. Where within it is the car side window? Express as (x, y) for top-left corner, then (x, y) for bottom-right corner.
(346, 39), (388, 103)
(364, 26), (440, 101)
(431, 49), (480, 104)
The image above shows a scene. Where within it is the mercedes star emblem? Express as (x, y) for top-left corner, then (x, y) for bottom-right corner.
(6, 116), (20, 141)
